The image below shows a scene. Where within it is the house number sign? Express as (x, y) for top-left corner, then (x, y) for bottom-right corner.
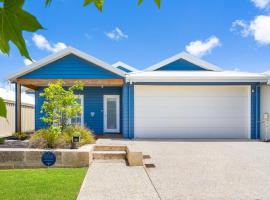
(41, 151), (56, 167)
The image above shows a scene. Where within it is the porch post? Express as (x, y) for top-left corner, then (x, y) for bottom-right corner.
(15, 82), (22, 133)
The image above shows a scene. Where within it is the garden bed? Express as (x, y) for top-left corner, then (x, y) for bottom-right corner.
(0, 139), (29, 148)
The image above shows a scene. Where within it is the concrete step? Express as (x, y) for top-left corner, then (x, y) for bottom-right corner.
(94, 144), (127, 151)
(93, 151), (126, 160)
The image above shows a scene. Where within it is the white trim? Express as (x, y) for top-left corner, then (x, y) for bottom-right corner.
(247, 86), (251, 139)
(80, 95), (84, 126)
(68, 95), (84, 126)
(103, 95), (120, 133)
(112, 61), (139, 72)
(8, 47), (125, 82)
(145, 52), (223, 72)
(126, 71), (269, 83)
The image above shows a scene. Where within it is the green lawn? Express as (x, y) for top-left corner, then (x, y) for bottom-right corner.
(0, 168), (87, 200)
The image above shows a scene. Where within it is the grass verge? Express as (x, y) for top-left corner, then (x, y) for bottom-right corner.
(0, 168), (87, 200)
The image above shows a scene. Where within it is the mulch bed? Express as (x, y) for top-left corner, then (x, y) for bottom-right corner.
(0, 140), (29, 148)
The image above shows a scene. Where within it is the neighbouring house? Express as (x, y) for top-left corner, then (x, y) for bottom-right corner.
(0, 87), (35, 137)
(8, 47), (270, 139)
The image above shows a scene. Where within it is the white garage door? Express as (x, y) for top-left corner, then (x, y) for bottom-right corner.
(134, 85), (250, 139)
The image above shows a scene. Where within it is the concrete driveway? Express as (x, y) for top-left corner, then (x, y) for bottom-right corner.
(78, 140), (270, 200)
(137, 140), (270, 200)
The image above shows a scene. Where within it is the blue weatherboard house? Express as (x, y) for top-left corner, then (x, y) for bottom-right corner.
(9, 47), (270, 139)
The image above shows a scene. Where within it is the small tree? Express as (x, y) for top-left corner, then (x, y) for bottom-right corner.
(40, 80), (84, 131)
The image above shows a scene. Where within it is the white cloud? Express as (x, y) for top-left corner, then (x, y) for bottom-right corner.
(250, 15), (270, 44)
(251, 0), (270, 9)
(105, 27), (128, 41)
(231, 15), (270, 45)
(185, 36), (221, 57)
(231, 20), (250, 37)
(23, 59), (35, 66)
(32, 33), (67, 53)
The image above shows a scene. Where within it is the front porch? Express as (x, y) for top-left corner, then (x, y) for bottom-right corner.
(14, 78), (127, 137)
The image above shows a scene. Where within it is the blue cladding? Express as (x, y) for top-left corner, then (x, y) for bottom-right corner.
(116, 66), (132, 73)
(122, 83), (134, 139)
(251, 83), (260, 139)
(35, 86), (122, 135)
(21, 54), (121, 79)
(35, 88), (47, 130)
(122, 83), (129, 138)
(156, 59), (209, 71)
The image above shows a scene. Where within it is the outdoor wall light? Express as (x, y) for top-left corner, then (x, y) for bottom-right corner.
(72, 135), (80, 143)
(71, 133), (81, 149)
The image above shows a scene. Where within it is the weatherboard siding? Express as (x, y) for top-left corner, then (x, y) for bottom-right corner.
(35, 86), (122, 135)
(116, 66), (132, 73)
(251, 83), (260, 139)
(155, 59), (209, 71)
(21, 55), (121, 79)
(122, 83), (134, 138)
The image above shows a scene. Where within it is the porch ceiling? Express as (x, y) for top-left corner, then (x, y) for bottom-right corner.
(17, 78), (124, 90)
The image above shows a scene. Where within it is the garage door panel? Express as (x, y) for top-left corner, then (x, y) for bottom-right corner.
(135, 118), (248, 128)
(135, 127), (248, 138)
(136, 97), (248, 107)
(134, 85), (250, 139)
(135, 107), (248, 118)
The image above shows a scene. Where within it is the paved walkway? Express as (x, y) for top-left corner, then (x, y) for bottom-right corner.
(77, 139), (270, 200)
(77, 160), (160, 200)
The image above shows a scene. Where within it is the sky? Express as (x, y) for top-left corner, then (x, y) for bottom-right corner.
(1, 0), (270, 86)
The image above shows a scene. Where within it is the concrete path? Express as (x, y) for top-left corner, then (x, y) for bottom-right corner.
(77, 160), (160, 200)
(77, 140), (270, 200)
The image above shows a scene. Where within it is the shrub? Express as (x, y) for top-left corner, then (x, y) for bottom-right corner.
(29, 126), (60, 149)
(59, 125), (95, 148)
(0, 137), (5, 144)
(29, 125), (94, 149)
(29, 136), (47, 149)
(13, 132), (28, 140)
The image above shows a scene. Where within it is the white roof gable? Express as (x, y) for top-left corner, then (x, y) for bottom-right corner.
(112, 61), (139, 72)
(145, 52), (223, 72)
(9, 47), (126, 82)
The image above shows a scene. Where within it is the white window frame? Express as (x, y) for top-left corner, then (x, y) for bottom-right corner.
(68, 95), (84, 126)
(103, 95), (120, 133)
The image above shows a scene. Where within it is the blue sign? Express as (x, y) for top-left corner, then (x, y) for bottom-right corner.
(41, 151), (56, 167)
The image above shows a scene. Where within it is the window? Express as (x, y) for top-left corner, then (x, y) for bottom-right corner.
(70, 95), (84, 126)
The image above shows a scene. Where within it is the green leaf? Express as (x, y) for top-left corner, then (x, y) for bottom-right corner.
(137, 0), (160, 8)
(0, 0), (43, 60)
(94, 0), (103, 12)
(84, 0), (103, 11)
(0, 97), (7, 118)
(45, 0), (52, 6)
(83, 0), (94, 7)
(137, 0), (144, 6)
(154, 0), (161, 9)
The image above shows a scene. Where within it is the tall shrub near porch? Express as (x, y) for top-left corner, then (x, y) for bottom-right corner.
(40, 80), (84, 130)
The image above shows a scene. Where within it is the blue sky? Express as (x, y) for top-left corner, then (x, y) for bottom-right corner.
(1, 0), (270, 85)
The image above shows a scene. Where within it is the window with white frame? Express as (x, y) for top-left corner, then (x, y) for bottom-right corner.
(69, 95), (84, 126)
